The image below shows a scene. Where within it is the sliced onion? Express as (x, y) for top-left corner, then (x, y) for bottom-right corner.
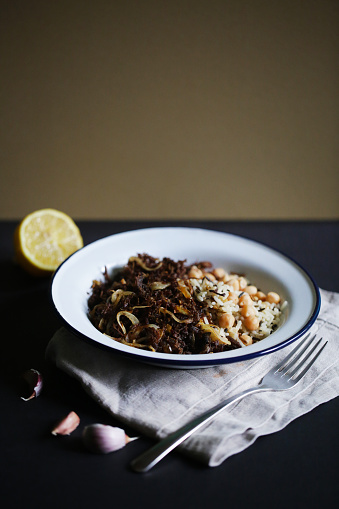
(89, 303), (105, 317)
(121, 340), (156, 352)
(126, 323), (160, 342)
(177, 279), (192, 299)
(98, 318), (106, 331)
(116, 311), (139, 335)
(159, 307), (193, 324)
(150, 281), (171, 291)
(104, 333), (122, 341)
(111, 289), (134, 306)
(174, 305), (190, 315)
(120, 340), (150, 349)
(128, 256), (162, 271)
(199, 322), (231, 345)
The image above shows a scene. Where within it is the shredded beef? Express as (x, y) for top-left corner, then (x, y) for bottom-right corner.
(88, 254), (236, 355)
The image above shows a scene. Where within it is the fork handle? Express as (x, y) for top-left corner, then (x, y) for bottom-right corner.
(130, 384), (268, 473)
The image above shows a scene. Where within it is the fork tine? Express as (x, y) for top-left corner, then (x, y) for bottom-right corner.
(273, 332), (311, 373)
(279, 334), (319, 376)
(290, 340), (327, 383)
(285, 337), (323, 379)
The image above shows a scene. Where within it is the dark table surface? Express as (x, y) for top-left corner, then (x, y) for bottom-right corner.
(1, 220), (338, 509)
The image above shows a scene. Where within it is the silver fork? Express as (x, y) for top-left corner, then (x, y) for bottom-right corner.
(130, 333), (327, 473)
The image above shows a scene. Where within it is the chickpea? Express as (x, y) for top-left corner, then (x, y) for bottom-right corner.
(218, 312), (235, 329)
(239, 293), (252, 307)
(204, 272), (216, 281)
(213, 267), (226, 280)
(256, 291), (266, 301)
(244, 315), (260, 331)
(238, 277), (247, 290)
(227, 292), (239, 304)
(241, 305), (256, 318)
(227, 278), (240, 291)
(240, 334), (253, 346)
(188, 266), (203, 279)
(266, 292), (281, 304)
(245, 285), (257, 295)
(227, 274), (237, 280)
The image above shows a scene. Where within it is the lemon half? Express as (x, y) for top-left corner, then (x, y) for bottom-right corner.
(14, 208), (84, 276)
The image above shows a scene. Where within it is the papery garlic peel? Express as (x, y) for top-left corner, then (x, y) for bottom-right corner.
(51, 411), (80, 436)
(20, 368), (43, 401)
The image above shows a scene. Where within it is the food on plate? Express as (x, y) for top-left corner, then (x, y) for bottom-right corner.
(88, 254), (284, 355)
(14, 208), (83, 276)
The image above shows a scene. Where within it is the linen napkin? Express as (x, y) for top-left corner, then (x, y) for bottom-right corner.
(46, 289), (339, 466)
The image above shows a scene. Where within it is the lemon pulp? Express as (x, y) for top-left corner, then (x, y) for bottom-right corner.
(14, 208), (83, 276)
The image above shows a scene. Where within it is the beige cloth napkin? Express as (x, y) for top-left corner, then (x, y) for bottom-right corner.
(46, 289), (339, 466)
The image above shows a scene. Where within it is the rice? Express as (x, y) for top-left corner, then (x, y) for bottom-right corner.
(189, 276), (283, 348)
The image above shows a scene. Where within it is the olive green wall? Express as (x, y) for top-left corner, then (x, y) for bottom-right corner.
(1, 1), (338, 220)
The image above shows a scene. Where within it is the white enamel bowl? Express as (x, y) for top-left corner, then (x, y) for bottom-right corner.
(50, 227), (320, 368)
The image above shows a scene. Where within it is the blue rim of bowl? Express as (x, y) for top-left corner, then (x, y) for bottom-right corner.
(50, 227), (321, 368)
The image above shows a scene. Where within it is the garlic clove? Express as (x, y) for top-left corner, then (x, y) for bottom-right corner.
(51, 411), (80, 436)
(82, 424), (138, 454)
(20, 368), (43, 401)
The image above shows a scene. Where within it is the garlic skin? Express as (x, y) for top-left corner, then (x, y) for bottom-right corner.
(20, 368), (43, 401)
(51, 411), (80, 436)
(82, 424), (137, 454)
